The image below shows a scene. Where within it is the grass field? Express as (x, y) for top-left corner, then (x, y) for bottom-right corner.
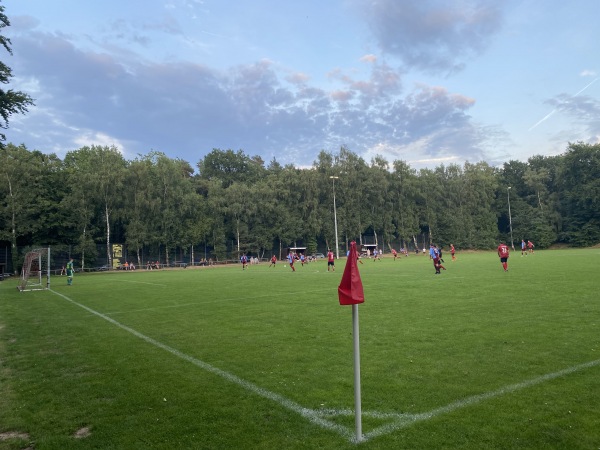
(1, 249), (599, 449)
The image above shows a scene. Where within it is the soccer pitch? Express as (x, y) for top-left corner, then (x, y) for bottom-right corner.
(1, 250), (599, 449)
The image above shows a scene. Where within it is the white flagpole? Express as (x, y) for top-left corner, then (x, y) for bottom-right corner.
(352, 303), (362, 441)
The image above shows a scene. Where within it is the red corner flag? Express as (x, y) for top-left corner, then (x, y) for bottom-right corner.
(338, 241), (364, 305)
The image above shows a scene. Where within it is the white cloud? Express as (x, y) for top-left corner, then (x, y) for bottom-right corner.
(73, 132), (126, 154)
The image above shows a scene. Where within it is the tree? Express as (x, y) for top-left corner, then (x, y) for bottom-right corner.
(439, 164), (468, 248)
(391, 160), (420, 250)
(0, 4), (34, 147)
(222, 181), (254, 255)
(461, 162), (499, 248)
(123, 156), (156, 266)
(417, 168), (440, 245)
(558, 142), (600, 246)
(151, 153), (196, 265)
(0, 145), (45, 270)
(197, 148), (265, 188)
(64, 146), (126, 268)
(334, 147), (371, 249)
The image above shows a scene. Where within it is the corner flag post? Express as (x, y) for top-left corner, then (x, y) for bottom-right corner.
(338, 241), (364, 441)
(352, 303), (362, 440)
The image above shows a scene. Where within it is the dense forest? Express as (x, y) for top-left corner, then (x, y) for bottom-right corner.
(1, 141), (598, 271)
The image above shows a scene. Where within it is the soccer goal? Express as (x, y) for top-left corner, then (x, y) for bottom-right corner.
(18, 247), (51, 292)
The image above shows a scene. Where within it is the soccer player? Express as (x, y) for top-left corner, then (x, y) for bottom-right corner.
(269, 255), (277, 268)
(327, 249), (335, 271)
(429, 244), (445, 274)
(437, 246), (445, 263)
(498, 241), (510, 272)
(300, 253), (306, 266)
(287, 251), (296, 272)
(527, 240), (535, 254)
(435, 246), (446, 273)
(450, 244), (456, 261)
(521, 239), (527, 256)
(66, 258), (74, 285)
(350, 249), (364, 264)
(391, 248), (398, 260)
(240, 253), (248, 270)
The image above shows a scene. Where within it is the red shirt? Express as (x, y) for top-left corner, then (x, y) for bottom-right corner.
(327, 251), (334, 262)
(497, 244), (509, 258)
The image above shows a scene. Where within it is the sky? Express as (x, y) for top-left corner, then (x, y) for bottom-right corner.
(3, 0), (599, 171)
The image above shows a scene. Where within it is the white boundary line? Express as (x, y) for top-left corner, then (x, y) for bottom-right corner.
(49, 290), (354, 441)
(101, 278), (167, 287)
(105, 302), (200, 316)
(49, 289), (600, 444)
(362, 358), (600, 441)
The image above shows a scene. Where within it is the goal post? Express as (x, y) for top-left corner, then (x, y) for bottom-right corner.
(18, 247), (51, 292)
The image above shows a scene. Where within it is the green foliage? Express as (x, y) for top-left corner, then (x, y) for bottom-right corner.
(63, 145), (127, 266)
(197, 148), (265, 188)
(1, 143), (599, 262)
(0, 4), (35, 146)
(558, 142), (600, 246)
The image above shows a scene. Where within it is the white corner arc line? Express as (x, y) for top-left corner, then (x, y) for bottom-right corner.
(49, 290), (355, 441)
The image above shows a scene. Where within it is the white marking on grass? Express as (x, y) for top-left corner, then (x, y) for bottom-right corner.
(363, 358), (600, 441)
(49, 290), (355, 442)
(105, 302), (199, 316)
(49, 289), (600, 444)
(102, 278), (167, 287)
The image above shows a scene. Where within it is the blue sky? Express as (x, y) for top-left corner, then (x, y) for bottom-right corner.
(3, 0), (599, 170)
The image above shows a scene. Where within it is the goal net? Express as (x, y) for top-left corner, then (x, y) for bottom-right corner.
(18, 247), (51, 292)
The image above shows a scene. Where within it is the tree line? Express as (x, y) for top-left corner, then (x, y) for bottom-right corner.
(1, 141), (598, 271)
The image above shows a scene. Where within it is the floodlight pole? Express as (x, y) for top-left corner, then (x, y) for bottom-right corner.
(507, 187), (514, 250)
(330, 176), (340, 259)
(46, 247), (51, 289)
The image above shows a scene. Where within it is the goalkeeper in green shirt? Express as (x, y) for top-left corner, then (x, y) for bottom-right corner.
(66, 258), (74, 285)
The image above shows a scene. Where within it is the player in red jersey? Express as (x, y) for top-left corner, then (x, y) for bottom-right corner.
(450, 244), (456, 261)
(269, 255), (277, 268)
(497, 241), (510, 272)
(327, 249), (335, 272)
(527, 240), (534, 254)
(391, 248), (398, 260)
